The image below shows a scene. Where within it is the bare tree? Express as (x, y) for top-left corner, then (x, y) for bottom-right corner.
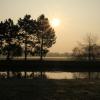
(72, 33), (100, 79)
(73, 33), (99, 60)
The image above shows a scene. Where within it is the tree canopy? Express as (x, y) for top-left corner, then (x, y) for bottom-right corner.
(34, 14), (56, 60)
(0, 14), (56, 60)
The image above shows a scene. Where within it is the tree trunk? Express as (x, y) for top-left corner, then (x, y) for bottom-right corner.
(40, 33), (43, 78)
(40, 42), (43, 60)
(6, 44), (10, 78)
(88, 43), (91, 61)
(25, 36), (27, 60)
(40, 37), (43, 61)
(24, 36), (27, 78)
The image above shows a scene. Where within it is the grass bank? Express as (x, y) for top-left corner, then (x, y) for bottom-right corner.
(0, 79), (100, 100)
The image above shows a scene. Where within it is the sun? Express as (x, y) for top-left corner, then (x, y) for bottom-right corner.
(51, 18), (60, 27)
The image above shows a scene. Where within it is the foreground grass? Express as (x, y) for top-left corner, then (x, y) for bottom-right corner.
(0, 79), (100, 100)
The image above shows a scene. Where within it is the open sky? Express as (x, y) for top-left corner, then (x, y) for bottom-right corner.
(0, 0), (100, 53)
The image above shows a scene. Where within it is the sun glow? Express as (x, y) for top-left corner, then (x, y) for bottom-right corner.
(51, 18), (60, 27)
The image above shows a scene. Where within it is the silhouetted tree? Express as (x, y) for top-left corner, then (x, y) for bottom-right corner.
(72, 47), (83, 60)
(83, 33), (98, 60)
(73, 33), (99, 60)
(35, 14), (56, 60)
(0, 19), (19, 59)
(18, 14), (36, 60)
(72, 33), (99, 79)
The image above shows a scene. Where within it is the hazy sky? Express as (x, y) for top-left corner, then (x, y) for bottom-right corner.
(0, 0), (100, 53)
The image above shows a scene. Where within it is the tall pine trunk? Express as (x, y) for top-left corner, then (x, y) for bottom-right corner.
(40, 34), (43, 61)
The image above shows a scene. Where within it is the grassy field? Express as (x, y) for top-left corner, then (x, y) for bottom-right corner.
(0, 79), (100, 100)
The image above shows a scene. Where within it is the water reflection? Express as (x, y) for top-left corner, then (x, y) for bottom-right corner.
(46, 72), (73, 79)
(0, 72), (100, 79)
